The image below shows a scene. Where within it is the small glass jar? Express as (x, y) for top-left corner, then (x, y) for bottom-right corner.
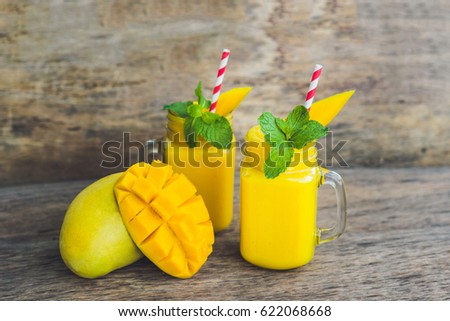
(240, 135), (347, 269)
(157, 111), (235, 232)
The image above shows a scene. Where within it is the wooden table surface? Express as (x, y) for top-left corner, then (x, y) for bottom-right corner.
(1, 167), (449, 300)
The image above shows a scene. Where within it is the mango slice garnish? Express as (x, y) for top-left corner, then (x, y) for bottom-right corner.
(114, 161), (214, 279)
(309, 90), (355, 126)
(215, 87), (252, 116)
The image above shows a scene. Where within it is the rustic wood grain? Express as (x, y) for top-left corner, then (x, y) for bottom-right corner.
(1, 0), (450, 186)
(1, 167), (449, 300)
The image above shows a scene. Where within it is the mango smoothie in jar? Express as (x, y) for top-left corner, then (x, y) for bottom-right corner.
(161, 82), (251, 232)
(240, 90), (353, 269)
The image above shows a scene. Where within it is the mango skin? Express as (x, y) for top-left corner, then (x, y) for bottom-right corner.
(59, 173), (143, 278)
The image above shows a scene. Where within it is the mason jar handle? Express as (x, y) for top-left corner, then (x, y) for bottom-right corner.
(317, 169), (347, 245)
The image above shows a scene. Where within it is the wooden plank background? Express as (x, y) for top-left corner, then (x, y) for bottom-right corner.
(1, 0), (450, 186)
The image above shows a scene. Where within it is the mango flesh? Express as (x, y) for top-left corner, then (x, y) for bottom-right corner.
(60, 173), (143, 278)
(215, 87), (252, 116)
(309, 90), (355, 126)
(114, 161), (214, 279)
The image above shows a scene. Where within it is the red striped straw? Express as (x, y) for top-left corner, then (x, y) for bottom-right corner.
(209, 49), (230, 113)
(304, 64), (323, 111)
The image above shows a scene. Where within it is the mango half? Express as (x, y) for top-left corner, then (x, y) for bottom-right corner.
(60, 173), (143, 278)
(114, 161), (214, 279)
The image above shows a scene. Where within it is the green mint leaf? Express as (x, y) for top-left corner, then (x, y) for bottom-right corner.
(198, 95), (207, 109)
(195, 81), (203, 100)
(181, 81), (233, 149)
(291, 120), (328, 149)
(275, 118), (289, 136)
(194, 81), (212, 109)
(163, 101), (192, 118)
(187, 103), (203, 118)
(264, 142), (294, 179)
(200, 114), (232, 149)
(201, 110), (221, 124)
(204, 99), (212, 109)
(193, 116), (205, 135)
(184, 110), (232, 149)
(259, 105), (328, 178)
(286, 105), (309, 133)
(184, 116), (198, 148)
(258, 112), (286, 145)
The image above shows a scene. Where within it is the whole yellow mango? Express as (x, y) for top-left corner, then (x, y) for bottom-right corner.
(60, 173), (143, 278)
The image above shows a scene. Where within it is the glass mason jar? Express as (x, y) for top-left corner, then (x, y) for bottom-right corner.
(152, 111), (235, 232)
(240, 134), (347, 269)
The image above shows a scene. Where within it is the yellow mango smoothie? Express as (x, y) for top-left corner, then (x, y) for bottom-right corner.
(240, 102), (347, 270)
(161, 83), (251, 232)
(163, 111), (235, 232)
(240, 126), (322, 269)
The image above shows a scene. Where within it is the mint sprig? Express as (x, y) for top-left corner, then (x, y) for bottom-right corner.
(194, 81), (211, 110)
(164, 81), (232, 149)
(163, 101), (192, 118)
(258, 105), (328, 179)
(264, 142), (295, 179)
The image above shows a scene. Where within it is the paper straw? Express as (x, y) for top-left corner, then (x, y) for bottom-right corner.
(209, 49), (230, 113)
(304, 64), (323, 111)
